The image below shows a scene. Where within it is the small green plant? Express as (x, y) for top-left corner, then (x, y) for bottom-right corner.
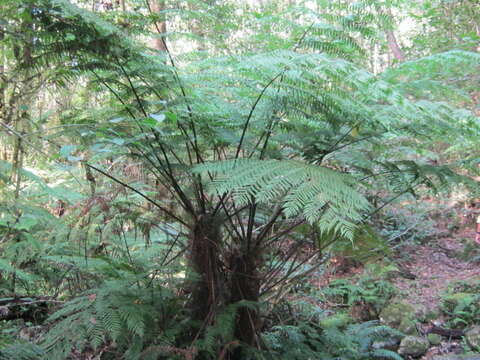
(261, 319), (403, 360)
(456, 240), (480, 263)
(320, 273), (397, 318)
(440, 280), (480, 328)
(0, 243), (190, 360)
(0, 320), (18, 349)
(447, 279), (480, 293)
(376, 202), (441, 246)
(329, 225), (391, 263)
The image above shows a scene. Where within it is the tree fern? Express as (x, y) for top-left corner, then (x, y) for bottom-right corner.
(195, 159), (369, 239)
(2, 1), (479, 358)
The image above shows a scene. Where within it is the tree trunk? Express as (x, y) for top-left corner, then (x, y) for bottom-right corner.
(189, 214), (224, 324)
(229, 251), (261, 357)
(0, 29), (5, 139)
(384, 8), (405, 62)
(188, 215), (263, 358)
(150, 0), (167, 52)
(386, 30), (405, 61)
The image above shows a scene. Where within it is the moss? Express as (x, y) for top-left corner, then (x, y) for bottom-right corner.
(379, 302), (416, 328)
(425, 309), (440, 322)
(411, 303), (428, 322)
(399, 318), (418, 335)
(427, 333), (442, 345)
(398, 336), (430, 357)
(466, 326), (480, 351)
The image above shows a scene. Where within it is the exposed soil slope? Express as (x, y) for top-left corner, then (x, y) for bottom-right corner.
(393, 227), (480, 311)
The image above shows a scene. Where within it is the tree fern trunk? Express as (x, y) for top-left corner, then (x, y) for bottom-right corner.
(229, 252), (260, 353)
(189, 213), (224, 324)
(189, 215), (262, 357)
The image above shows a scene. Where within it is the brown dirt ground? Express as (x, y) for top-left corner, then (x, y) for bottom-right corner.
(392, 226), (480, 359)
(392, 227), (480, 312)
(311, 222), (480, 359)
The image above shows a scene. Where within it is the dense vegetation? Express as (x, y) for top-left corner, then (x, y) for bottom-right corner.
(0, 0), (479, 359)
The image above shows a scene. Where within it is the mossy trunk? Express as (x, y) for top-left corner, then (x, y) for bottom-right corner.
(189, 214), (224, 324)
(229, 252), (261, 357)
(189, 215), (262, 357)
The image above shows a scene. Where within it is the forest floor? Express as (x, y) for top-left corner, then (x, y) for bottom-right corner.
(314, 217), (480, 359)
(393, 225), (480, 359)
(392, 226), (480, 312)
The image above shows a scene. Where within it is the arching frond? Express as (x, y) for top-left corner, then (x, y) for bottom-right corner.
(194, 159), (370, 239)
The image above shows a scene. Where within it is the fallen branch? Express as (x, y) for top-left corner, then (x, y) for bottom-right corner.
(0, 296), (63, 322)
(428, 325), (464, 339)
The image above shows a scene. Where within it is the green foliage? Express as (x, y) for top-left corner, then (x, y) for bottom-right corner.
(0, 342), (46, 360)
(262, 319), (403, 360)
(456, 240), (480, 264)
(0, 171), (64, 294)
(441, 293), (480, 328)
(330, 224), (391, 261)
(197, 301), (259, 357)
(2, 259), (186, 360)
(440, 279), (480, 328)
(0, 321), (19, 349)
(0, 0), (479, 359)
(448, 279), (480, 294)
(409, 0), (480, 55)
(195, 159), (370, 239)
(320, 273), (397, 316)
(375, 200), (441, 245)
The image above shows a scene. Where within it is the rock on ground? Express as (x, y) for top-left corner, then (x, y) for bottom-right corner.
(398, 336), (430, 357)
(466, 326), (480, 351)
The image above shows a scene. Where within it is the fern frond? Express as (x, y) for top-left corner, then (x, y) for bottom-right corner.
(0, 343), (46, 360)
(195, 159), (370, 238)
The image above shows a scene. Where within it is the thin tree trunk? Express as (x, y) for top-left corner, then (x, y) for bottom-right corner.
(475, 23), (480, 52)
(0, 24), (8, 161)
(13, 137), (22, 200)
(384, 8), (405, 62)
(386, 30), (405, 61)
(150, 0), (167, 52)
(10, 117), (21, 187)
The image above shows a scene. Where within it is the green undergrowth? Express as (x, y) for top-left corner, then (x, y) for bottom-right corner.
(259, 289), (403, 360)
(456, 239), (480, 264)
(440, 279), (480, 329)
(0, 260), (403, 360)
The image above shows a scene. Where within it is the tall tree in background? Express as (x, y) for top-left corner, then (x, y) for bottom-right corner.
(149, 0), (167, 52)
(384, 7), (405, 62)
